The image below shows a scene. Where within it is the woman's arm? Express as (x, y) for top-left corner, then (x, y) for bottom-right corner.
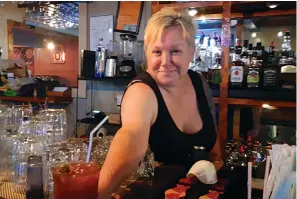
(97, 83), (157, 199)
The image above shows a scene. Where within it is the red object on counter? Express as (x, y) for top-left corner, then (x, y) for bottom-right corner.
(179, 178), (193, 185)
(165, 184), (190, 199)
(172, 184), (190, 193)
(52, 161), (100, 199)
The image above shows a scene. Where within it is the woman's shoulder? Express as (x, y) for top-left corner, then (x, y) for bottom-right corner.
(124, 72), (157, 101)
(188, 69), (204, 79)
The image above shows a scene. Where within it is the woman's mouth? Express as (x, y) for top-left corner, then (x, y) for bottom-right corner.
(157, 70), (177, 73)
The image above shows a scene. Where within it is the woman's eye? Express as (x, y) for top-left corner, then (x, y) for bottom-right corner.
(171, 49), (181, 55)
(152, 50), (161, 55)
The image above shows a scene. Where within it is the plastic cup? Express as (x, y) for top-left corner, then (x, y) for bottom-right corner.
(52, 161), (100, 199)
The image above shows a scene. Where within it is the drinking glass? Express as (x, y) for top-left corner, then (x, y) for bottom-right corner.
(52, 161), (100, 199)
(92, 136), (113, 166)
(9, 104), (33, 132)
(12, 138), (45, 189)
(0, 104), (10, 131)
(43, 140), (88, 199)
(39, 109), (67, 142)
(138, 147), (154, 178)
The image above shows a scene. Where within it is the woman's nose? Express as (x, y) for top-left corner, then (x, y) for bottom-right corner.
(161, 52), (172, 66)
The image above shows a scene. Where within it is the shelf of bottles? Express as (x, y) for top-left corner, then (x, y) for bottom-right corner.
(229, 29), (296, 91)
(190, 19), (296, 101)
(190, 28), (223, 90)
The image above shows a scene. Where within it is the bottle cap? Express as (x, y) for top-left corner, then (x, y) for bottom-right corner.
(243, 40), (249, 48)
(248, 44), (253, 50)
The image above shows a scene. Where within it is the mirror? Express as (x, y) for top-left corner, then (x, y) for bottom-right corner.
(114, 1), (144, 35)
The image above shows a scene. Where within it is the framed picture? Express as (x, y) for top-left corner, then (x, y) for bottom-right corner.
(51, 44), (65, 64)
(114, 1), (143, 35)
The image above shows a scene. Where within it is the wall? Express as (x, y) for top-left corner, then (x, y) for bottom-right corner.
(34, 36), (79, 87)
(72, 1), (152, 122)
(12, 26), (79, 87)
(0, 2), (25, 59)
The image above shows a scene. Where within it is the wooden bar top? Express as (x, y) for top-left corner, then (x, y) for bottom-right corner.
(0, 95), (72, 104)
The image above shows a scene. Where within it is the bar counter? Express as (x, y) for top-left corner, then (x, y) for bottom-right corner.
(112, 165), (211, 199)
(112, 165), (265, 199)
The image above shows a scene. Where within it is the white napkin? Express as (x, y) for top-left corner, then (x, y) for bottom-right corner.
(186, 160), (217, 184)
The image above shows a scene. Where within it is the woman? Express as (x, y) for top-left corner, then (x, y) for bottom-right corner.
(98, 7), (223, 198)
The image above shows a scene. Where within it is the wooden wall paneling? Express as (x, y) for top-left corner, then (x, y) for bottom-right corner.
(158, 1), (223, 10)
(152, 1), (159, 15)
(194, 9), (296, 20)
(233, 107), (241, 139)
(7, 20), (15, 59)
(218, 1), (231, 147)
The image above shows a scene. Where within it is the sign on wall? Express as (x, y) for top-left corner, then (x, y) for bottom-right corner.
(89, 15), (114, 52)
(51, 44), (65, 64)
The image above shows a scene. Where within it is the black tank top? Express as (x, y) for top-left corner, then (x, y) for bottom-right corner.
(122, 70), (217, 168)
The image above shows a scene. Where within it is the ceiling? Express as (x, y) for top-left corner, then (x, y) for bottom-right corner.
(17, 1), (79, 30)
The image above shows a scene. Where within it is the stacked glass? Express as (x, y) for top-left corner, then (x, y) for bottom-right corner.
(0, 105), (68, 199)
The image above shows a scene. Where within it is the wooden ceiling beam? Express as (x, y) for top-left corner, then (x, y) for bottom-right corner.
(194, 8), (296, 20)
(158, 1), (223, 10)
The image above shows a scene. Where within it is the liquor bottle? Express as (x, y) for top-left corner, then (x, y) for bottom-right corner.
(263, 63), (278, 90)
(209, 38), (222, 89)
(213, 32), (219, 43)
(261, 46), (268, 65)
(207, 34), (211, 47)
(268, 42), (275, 64)
(279, 55), (296, 90)
(278, 29), (296, 90)
(281, 29), (291, 53)
(246, 44), (261, 88)
(230, 42), (244, 89)
(242, 40), (249, 56)
(199, 32), (205, 45)
(95, 38), (106, 78)
(241, 41), (250, 88)
(248, 44), (253, 57)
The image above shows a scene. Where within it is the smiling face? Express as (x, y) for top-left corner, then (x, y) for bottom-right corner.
(146, 26), (195, 87)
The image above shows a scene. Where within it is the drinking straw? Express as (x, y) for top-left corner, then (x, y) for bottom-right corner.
(262, 156), (271, 199)
(86, 116), (109, 163)
(247, 162), (252, 199)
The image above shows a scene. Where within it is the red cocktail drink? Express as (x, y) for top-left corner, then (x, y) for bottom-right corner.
(52, 161), (100, 199)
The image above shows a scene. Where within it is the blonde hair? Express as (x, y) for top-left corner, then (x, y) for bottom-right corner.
(144, 7), (196, 51)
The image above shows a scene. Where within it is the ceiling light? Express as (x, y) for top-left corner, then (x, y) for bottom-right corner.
(251, 32), (256, 38)
(47, 42), (55, 50)
(199, 16), (206, 22)
(188, 9), (198, 17)
(262, 104), (277, 110)
(268, 3), (278, 9)
(277, 31), (283, 37)
(231, 20), (237, 26)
